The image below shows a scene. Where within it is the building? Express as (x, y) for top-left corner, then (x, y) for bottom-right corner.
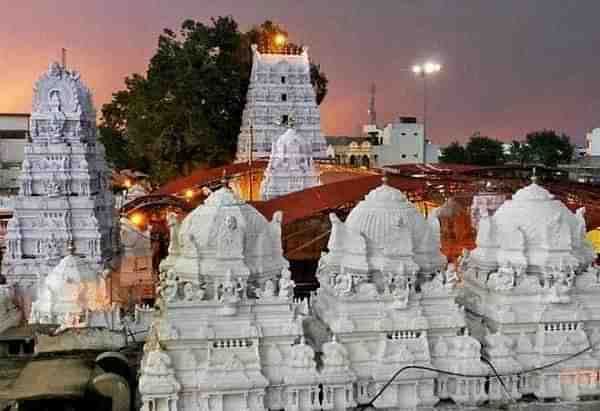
(0, 113), (29, 194)
(260, 123), (320, 200)
(2, 62), (114, 310)
(324, 136), (375, 167)
(235, 44), (326, 162)
(374, 116), (439, 166)
(586, 128), (600, 156)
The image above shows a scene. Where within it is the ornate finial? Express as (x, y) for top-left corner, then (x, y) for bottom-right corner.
(221, 169), (229, 188)
(531, 167), (538, 183)
(381, 169), (389, 185)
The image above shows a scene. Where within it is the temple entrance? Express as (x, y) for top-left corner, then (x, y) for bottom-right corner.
(362, 155), (370, 168)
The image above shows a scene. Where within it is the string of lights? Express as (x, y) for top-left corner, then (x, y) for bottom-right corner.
(356, 343), (595, 410)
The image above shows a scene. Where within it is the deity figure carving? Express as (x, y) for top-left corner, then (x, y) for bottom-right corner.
(218, 270), (240, 304)
(457, 249), (471, 273)
(158, 270), (179, 303)
(183, 282), (195, 302)
(166, 212), (180, 255)
(48, 89), (66, 141)
(45, 233), (62, 260)
(391, 276), (410, 310)
(217, 215), (244, 258)
(422, 271), (445, 294)
(257, 278), (276, 299)
(444, 263), (458, 288)
(45, 174), (63, 197)
(487, 263), (514, 291)
(334, 269), (354, 297)
(278, 268), (295, 299)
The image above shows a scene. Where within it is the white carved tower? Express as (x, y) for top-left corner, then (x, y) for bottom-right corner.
(235, 44), (326, 162)
(2, 62), (114, 292)
(260, 122), (320, 200)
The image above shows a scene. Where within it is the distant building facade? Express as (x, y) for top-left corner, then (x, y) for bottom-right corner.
(325, 116), (439, 168)
(0, 113), (29, 195)
(559, 128), (600, 184)
(586, 128), (600, 156)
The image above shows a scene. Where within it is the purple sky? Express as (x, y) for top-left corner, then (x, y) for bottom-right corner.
(2, 0), (600, 145)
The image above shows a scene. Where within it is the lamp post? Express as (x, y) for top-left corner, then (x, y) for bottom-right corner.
(412, 62), (441, 163)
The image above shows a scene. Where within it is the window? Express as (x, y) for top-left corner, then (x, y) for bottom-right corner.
(281, 114), (289, 125)
(281, 93), (287, 102)
(281, 76), (286, 84)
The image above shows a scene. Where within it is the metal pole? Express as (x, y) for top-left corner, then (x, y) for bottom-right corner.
(422, 74), (427, 163)
(248, 121), (254, 201)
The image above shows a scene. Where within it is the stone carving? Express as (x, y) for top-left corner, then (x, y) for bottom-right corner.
(183, 281), (206, 302)
(166, 212), (180, 255)
(289, 336), (316, 369)
(4, 61), (113, 293)
(487, 263), (515, 291)
(140, 332), (181, 407)
(236, 46), (326, 161)
(278, 267), (295, 299)
(157, 270), (179, 303)
(334, 269), (354, 297)
(322, 335), (351, 372)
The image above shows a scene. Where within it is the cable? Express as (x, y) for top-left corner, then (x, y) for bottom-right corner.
(480, 355), (513, 403)
(357, 343), (594, 410)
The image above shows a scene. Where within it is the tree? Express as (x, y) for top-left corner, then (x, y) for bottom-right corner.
(99, 18), (329, 183)
(508, 140), (533, 167)
(439, 141), (467, 164)
(524, 130), (573, 167)
(464, 133), (505, 166)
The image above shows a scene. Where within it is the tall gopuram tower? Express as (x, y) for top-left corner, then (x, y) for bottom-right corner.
(2, 62), (114, 295)
(235, 44), (327, 162)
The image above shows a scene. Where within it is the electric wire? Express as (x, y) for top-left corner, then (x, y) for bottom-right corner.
(357, 343), (594, 410)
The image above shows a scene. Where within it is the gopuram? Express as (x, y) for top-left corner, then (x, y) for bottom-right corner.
(463, 176), (600, 401)
(260, 120), (320, 200)
(235, 44), (326, 162)
(2, 62), (114, 308)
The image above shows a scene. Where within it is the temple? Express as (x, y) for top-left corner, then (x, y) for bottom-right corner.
(141, 179), (491, 410)
(463, 178), (600, 400)
(260, 122), (320, 200)
(235, 44), (326, 162)
(2, 62), (114, 308)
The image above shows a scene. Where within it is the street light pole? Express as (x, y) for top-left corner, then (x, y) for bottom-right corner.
(412, 62), (441, 163)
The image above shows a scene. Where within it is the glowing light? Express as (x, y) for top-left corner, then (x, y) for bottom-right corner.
(274, 33), (287, 47)
(124, 179), (132, 189)
(130, 213), (144, 226)
(413, 62), (441, 75)
(185, 189), (194, 200)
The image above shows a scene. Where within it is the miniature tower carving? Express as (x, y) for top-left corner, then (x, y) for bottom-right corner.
(3, 62), (114, 292)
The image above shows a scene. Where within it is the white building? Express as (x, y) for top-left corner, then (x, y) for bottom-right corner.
(0, 113), (28, 194)
(260, 124), (320, 200)
(235, 44), (326, 162)
(586, 128), (600, 156)
(374, 116), (439, 166)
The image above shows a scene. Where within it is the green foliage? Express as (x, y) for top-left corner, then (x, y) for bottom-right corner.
(99, 18), (329, 184)
(465, 133), (505, 166)
(507, 140), (533, 167)
(524, 130), (573, 167)
(439, 141), (467, 164)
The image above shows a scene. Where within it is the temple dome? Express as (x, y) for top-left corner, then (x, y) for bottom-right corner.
(169, 185), (287, 284)
(326, 180), (445, 274)
(29, 251), (108, 326)
(345, 182), (439, 255)
(474, 182), (596, 269)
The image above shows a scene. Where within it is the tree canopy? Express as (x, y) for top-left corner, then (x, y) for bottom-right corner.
(439, 141), (467, 164)
(523, 130), (573, 167)
(99, 18), (328, 184)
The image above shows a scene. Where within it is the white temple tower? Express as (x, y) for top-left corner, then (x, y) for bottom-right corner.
(235, 44), (326, 162)
(2, 62), (114, 294)
(260, 122), (320, 200)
